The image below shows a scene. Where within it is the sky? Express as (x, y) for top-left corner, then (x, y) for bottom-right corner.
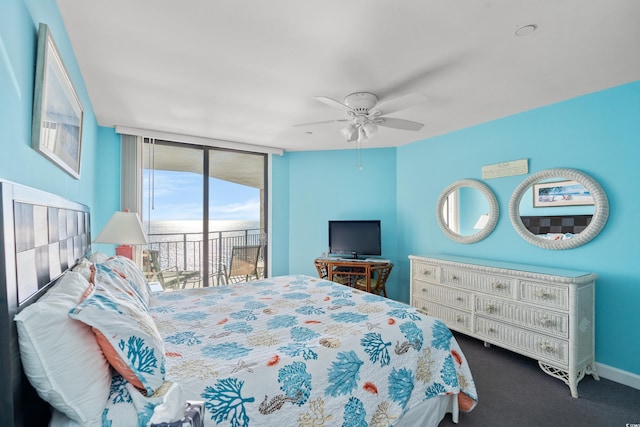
(142, 169), (260, 222)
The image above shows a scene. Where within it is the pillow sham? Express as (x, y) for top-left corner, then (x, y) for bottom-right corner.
(14, 271), (111, 424)
(93, 262), (148, 312)
(102, 256), (152, 308)
(69, 284), (166, 396)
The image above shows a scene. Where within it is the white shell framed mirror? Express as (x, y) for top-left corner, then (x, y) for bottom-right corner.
(509, 168), (609, 250)
(436, 179), (499, 244)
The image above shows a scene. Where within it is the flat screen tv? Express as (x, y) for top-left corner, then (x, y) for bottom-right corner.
(328, 220), (381, 259)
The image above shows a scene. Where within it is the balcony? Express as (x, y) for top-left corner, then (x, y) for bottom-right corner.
(143, 227), (266, 289)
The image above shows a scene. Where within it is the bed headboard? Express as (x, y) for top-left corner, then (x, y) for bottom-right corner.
(519, 214), (593, 235)
(0, 180), (91, 427)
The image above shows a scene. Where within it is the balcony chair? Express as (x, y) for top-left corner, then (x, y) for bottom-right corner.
(142, 249), (200, 290)
(221, 245), (261, 284)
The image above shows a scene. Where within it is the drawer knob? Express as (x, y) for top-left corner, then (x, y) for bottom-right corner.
(484, 304), (496, 313)
(535, 289), (551, 300)
(451, 275), (458, 280)
(538, 342), (555, 353)
(492, 282), (506, 289)
(421, 288), (427, 292)
(539, 317), (556, 327)
(488, 327), (496, 333)
(455, 315), (463, 323)
(455, 297), (464, 302)
(422, 270), (431, 276)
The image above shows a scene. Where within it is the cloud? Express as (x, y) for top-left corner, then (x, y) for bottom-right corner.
(210, 199), (260, 220)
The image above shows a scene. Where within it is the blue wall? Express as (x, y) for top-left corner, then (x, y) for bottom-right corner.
(274, 148), (399, 289)
(0, 0), (120, 235)
(274, 82), (640, 378)
(396, 82), (640, 376)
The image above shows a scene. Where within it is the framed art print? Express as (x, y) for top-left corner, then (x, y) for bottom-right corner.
(31, 23), (83, 179)
(533, 180), (594, 208)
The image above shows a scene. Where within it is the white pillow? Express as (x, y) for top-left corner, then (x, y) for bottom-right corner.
(14, 271), (111, 424)
(88, 251), (109, 264)
(71, 257), (94, 281)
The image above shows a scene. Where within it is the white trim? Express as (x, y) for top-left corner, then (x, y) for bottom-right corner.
(595, 362), (640, 390)
(267, 154), (273, 277)
(115, 125), (284, 156)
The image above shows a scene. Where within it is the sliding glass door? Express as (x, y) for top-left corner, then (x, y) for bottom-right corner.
(142, 140), (266, 288)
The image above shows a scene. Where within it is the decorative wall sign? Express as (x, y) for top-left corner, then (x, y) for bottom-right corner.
(482, 159), (528, 179)
(31, 23), (84, 179)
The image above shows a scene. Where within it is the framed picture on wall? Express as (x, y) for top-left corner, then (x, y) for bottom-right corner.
(31, 23), (84, 179)
(533, 180), (594, 207)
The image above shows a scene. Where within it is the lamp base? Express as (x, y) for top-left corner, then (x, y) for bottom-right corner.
(115, 245), (133, 260)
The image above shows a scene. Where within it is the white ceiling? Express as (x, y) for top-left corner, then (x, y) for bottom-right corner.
(58, 0), (640, 153)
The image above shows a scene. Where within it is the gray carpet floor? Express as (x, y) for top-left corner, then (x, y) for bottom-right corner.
(439, 333), (640, 427)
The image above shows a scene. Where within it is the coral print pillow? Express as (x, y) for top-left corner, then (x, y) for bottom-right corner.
(102, 256), (152, 308)
(69, 285), (166, 396)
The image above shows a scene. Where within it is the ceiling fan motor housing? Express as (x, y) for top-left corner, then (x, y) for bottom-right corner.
(344, 92), (378, 113)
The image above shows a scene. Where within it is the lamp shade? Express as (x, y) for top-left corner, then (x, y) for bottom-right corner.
(94, 211), (148, 245)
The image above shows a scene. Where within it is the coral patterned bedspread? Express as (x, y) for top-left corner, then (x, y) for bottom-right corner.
(148, 274), (477, 426)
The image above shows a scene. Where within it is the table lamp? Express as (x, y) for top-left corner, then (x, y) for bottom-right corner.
(93, 210), (148, 259)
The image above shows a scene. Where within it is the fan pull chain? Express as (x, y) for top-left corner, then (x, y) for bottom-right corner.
(355, 141), (363, 170)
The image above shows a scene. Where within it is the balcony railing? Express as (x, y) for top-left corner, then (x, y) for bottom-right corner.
(145, 227), (266, 287)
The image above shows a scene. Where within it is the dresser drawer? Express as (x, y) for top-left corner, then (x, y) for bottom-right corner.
(474, 295), (569, 338)
(412, 298), (471, 333)
(474, 317), (568, 366)
(519, 281), (568, 310)
(412, 281), (471, 310)
(412, 261), (439, 283)
(441, 268), (514, 297)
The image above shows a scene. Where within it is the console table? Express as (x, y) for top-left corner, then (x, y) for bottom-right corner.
(409, 254), (598, 398)
(314, 258), (393, 297)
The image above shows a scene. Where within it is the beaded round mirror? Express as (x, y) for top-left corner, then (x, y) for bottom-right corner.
(436, 179), (499, 244)
(509, 168), (609, 250)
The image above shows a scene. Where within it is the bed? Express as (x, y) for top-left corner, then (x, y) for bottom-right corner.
(0, 181), (477, 427)
(519, 214), (592, 240)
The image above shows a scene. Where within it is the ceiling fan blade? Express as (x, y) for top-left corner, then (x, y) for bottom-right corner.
(376, 117), (424, 131)
(375, 92), (426, 115)
(313, 96), (353, 111)
(293, 119), (348, 128)
(378, 56), (463, 99)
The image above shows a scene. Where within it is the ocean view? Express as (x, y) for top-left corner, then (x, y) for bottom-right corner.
(143, 220), (264, 281)
(145, 219), (260, 235)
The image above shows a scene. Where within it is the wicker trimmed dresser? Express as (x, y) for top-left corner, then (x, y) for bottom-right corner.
(409, 254), (598, 397)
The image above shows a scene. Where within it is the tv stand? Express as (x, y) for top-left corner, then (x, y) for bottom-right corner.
(314, 258), (393, 297)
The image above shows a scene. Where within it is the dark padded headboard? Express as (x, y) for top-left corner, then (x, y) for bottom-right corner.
(519, 214), (593, 235)
(0, 180), (91, 427)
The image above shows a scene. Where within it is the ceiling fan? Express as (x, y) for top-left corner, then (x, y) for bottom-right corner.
(295, 92), (426, 143)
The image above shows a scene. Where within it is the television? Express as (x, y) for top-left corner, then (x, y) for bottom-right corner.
(328, 220), (381, 259)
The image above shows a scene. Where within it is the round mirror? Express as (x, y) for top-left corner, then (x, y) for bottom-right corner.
(436, 179), (499, 244)
(509, 168), (609, 249)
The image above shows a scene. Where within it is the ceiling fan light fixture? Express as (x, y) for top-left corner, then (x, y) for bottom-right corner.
(357, 125), (366, 143)
(341, 123), (356, 140)
(362, 122), (378, 138)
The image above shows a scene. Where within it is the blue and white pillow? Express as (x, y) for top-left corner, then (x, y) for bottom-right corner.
(70, 284), (166, 396)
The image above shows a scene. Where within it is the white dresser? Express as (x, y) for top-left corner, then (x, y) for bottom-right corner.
(409, 254), (598, 397)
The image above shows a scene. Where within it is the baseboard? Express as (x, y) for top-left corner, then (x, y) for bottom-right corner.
(595, 362), (640, 390)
